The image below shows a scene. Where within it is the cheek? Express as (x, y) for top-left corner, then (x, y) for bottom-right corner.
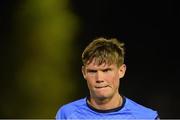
(86, 77), (95, 87)
(110, 74), (120, 86)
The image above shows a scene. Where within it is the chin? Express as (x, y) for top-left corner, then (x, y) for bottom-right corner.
(95, 94), (112, 100)
(91, 90), (113, 100)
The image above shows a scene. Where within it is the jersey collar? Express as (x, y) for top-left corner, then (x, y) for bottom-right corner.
(86, 95), (126, 113)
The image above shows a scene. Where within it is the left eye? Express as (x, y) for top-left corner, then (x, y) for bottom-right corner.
(103, 69), (110, 72)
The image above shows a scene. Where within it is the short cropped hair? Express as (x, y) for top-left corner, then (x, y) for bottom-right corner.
(82, 37), (125, 67)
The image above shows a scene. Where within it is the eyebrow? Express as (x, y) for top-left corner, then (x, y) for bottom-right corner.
(86, 69), (97, 72)
(86, 68), (112, 72)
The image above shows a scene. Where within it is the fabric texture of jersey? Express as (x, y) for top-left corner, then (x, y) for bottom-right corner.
(56, 96), (158, 120)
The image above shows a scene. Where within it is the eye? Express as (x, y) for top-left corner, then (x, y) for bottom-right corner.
(103, 69), (111, 72)
(87, 70), (97, 73)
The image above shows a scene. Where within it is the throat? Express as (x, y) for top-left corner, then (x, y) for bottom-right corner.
(88, 94), (122, 110)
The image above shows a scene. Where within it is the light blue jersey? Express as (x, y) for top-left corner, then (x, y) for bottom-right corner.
(56, 96), (159, 119)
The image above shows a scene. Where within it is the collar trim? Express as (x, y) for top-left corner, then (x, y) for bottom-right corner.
(86, 95), (126, 113)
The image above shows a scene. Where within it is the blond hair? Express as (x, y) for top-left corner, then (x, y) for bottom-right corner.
(82, 37), (125, 67)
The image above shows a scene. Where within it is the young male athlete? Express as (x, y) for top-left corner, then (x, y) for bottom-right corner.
(56, 37), (159, 119)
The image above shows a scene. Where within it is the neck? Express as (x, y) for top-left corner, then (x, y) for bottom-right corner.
(88, 93), (122, 110)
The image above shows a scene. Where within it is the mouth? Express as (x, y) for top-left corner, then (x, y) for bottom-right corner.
(95, 85), (109, 89)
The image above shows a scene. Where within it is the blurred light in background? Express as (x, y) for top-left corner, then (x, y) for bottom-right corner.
(1, 0), (79, 118)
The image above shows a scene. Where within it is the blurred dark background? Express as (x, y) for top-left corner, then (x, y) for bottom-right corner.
(1, 0), (179, 118)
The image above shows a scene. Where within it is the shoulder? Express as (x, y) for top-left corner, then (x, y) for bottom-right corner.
(124, 97), (158, 119)
(56, 98), (86, 119)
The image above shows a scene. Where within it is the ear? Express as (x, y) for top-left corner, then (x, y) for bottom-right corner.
(82, 66), (86, 79)
(118, 64), (126, 79)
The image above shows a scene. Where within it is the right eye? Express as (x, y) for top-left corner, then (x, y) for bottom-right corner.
(88, 70), (97, 73)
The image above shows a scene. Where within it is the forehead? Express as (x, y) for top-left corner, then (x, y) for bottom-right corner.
(85, 60), (117, 69)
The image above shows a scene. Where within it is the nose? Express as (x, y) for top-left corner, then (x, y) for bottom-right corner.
(96, 71), (104, 83)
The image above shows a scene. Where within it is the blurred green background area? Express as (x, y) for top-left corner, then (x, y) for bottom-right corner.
(1, 0), (80, 118)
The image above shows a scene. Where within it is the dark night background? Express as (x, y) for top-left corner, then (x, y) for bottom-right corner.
(1, 0), (180, 118)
